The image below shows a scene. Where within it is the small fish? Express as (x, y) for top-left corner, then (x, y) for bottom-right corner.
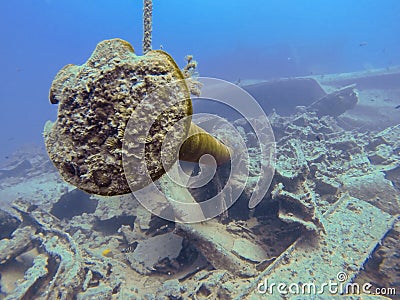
(395, 105), (400, 109)
(359, 42), (368, 47)
(121, 242), (138, 253)
(101, 248), (112, 257)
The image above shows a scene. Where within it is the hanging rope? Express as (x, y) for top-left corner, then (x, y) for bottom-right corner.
(143, 0), (152, 54)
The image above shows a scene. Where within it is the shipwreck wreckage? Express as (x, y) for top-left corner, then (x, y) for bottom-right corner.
(1, 1), (399, 299)
(1, 65), (399, 299)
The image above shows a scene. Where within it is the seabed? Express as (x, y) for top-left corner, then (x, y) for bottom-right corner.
(0, 67), (399, 299)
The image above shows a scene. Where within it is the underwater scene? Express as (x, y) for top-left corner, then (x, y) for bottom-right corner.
(0, 0), (399, 299)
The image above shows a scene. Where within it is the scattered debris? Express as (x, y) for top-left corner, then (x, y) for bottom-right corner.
(125, 232), (183, 275)
(307, 84), (358, 117)
(1, 68), (400, 298)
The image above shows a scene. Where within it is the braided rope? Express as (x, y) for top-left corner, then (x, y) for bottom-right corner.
(143, 0), (152, 54)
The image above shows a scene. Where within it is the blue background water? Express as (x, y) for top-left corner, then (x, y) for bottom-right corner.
(0, 0), (399, 162)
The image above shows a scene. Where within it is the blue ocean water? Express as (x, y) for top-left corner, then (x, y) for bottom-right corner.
(0, 2), (399, 298)
(0, 0), (399, 160)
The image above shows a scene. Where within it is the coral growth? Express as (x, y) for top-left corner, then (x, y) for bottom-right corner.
(45, 38), (230, 197)
(2, 70), (400, 299)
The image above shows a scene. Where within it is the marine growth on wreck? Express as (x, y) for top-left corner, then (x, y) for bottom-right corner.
(0, 1), (399, 299)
